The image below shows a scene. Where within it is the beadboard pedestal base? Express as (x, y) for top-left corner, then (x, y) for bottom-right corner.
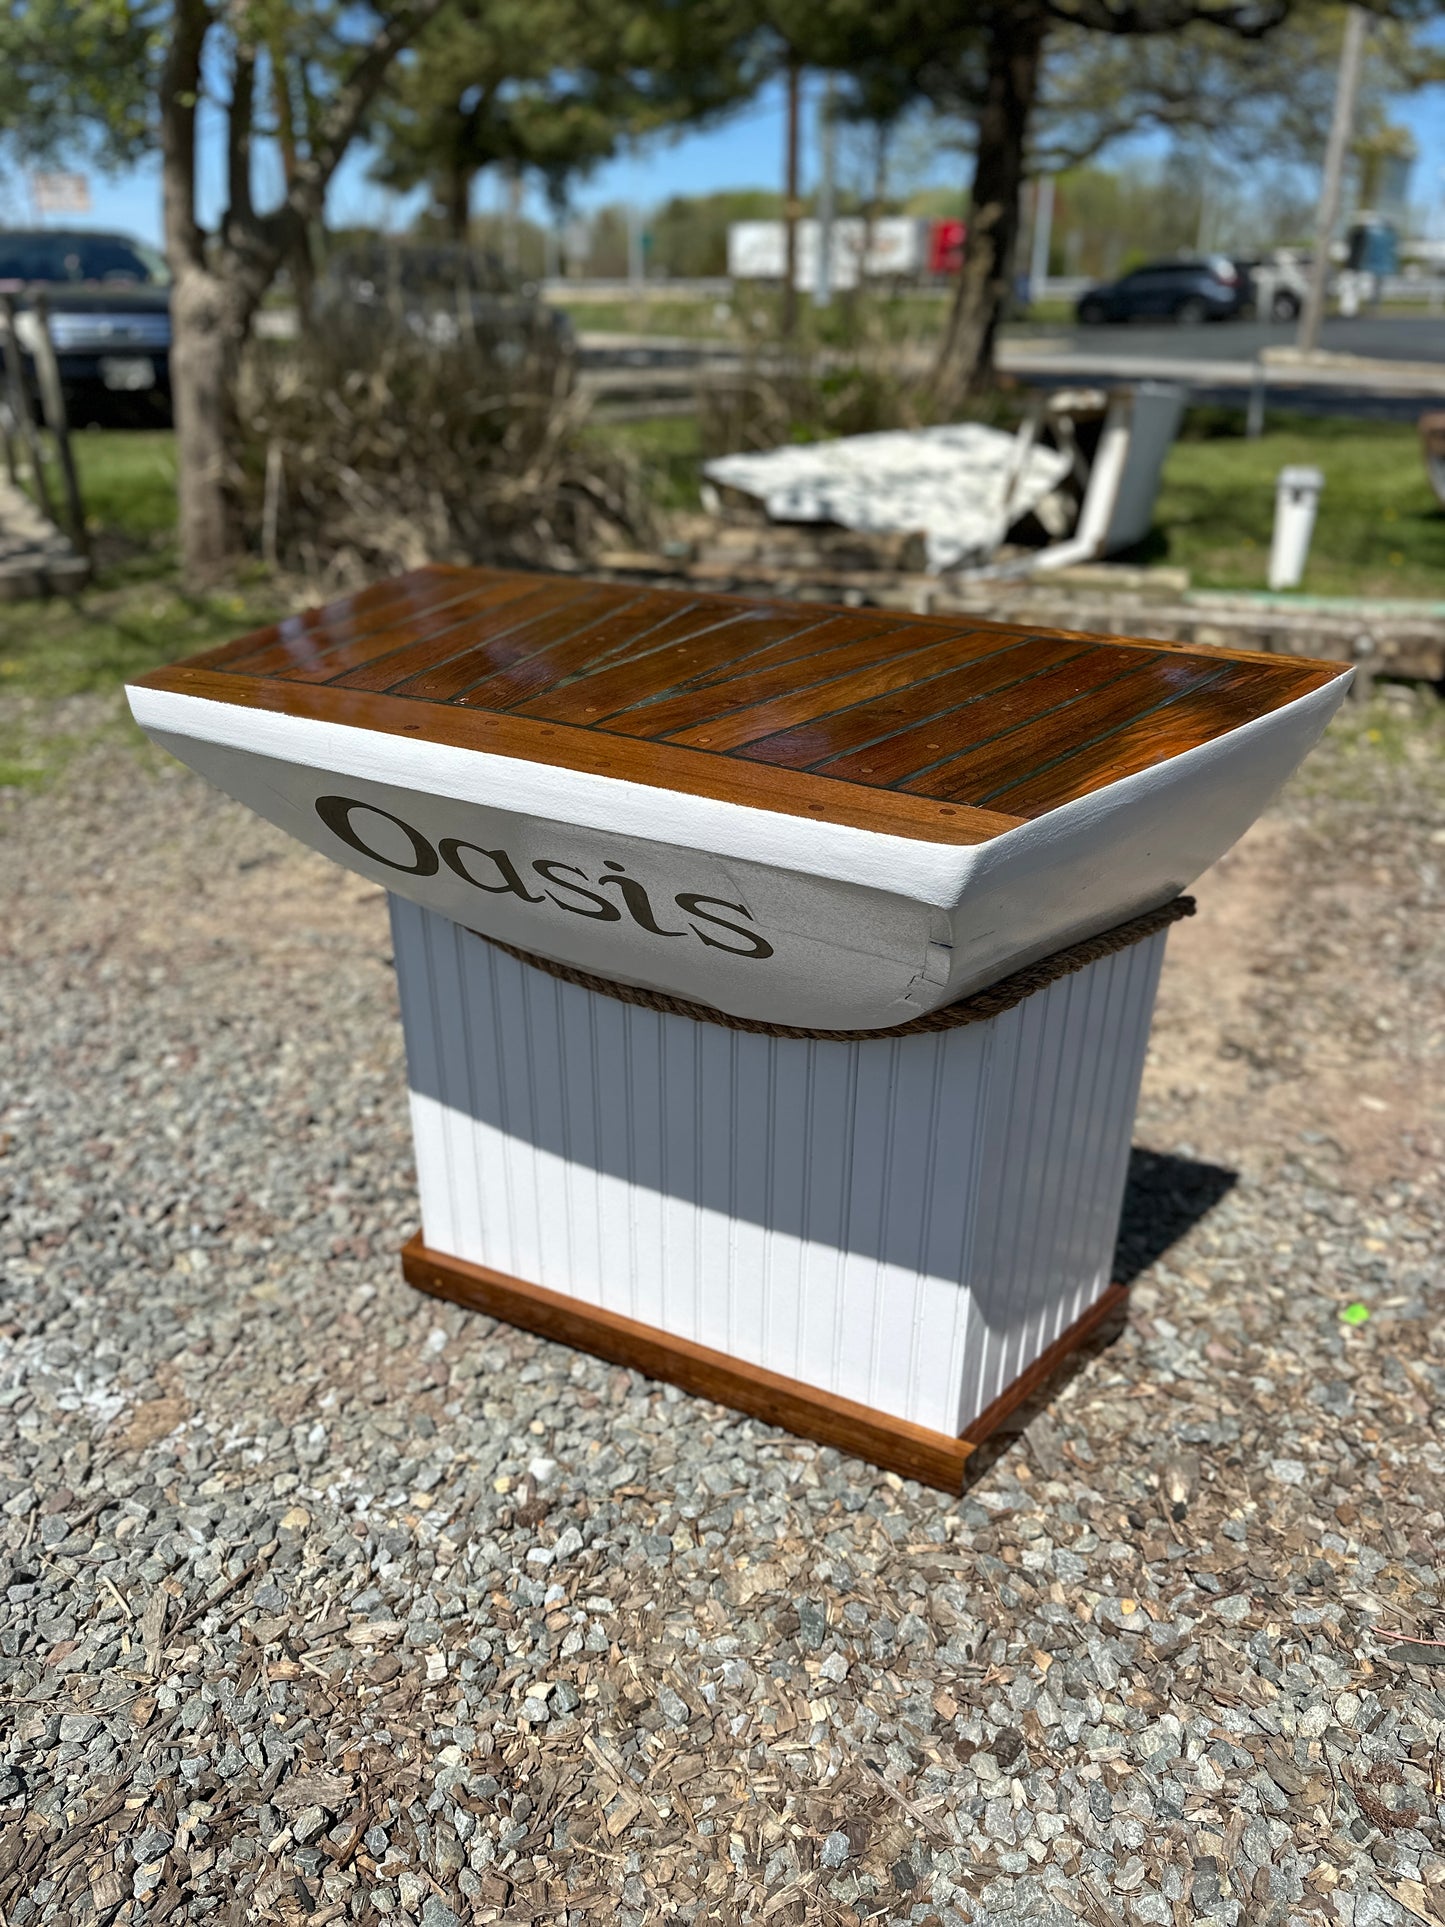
(402, 1234), (1129, 1493)
(392, 898), (1165, 1448)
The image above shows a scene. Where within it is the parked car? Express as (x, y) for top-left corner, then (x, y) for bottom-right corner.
(1075, 257), (1248, 326)
(1234, 252), (1308, 322)
(0, 228), (172, 424)
(316, 240), (574, 357)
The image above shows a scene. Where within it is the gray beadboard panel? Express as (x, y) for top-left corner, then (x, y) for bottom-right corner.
(955, 936), (1166, 1428)
(393, 900), (1165, 1435)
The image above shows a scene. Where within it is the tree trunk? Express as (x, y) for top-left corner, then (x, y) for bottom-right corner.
(444, 153), (473, 243)
(159, 0), (445, 581)
(291, 224), (317, 335)
(169, 265), (260, 583)
(931, 4), (1046, 409)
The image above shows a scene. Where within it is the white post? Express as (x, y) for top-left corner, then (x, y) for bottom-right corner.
(814, 76), (836, 309)
(1268, 466), (1324, 590)
(1298, 7), (1369, 353)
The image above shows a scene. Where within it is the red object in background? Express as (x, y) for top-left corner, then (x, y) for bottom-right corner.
(928, 219), (966, 276)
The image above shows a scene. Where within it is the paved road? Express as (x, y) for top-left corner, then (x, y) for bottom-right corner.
(997, 313), (1445, 420)
(1012, 313), (1444, 364)
(578, 315), (1445, 419)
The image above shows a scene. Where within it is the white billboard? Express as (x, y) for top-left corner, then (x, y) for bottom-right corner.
(727, 218), (925, 288)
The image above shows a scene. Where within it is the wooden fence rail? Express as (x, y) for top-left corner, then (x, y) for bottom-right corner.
(0, 290), (89, 562)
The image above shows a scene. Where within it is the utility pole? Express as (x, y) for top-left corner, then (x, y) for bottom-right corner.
(814, 75), (836, 309)
(627, 202), (644, 291)
(1297, 6), (1368, 353)
(781, 58), (801, 339)
(1028, 176), (1054, 299)
(504, 167), (522, 279)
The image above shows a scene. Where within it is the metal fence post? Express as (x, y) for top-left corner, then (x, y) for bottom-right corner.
(28, 289), (88, 558)
(0, 293), (57, 525)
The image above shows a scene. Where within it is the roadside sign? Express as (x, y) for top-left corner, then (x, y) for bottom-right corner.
(31, 173), (91, 216)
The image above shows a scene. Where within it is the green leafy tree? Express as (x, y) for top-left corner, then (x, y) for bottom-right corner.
(1039, 5), (1444, 174)
(888, 0), (1442, 404)
(749, 0), (888, 334)
(650, 188), (785, 277)
(369, 0), (765, 243)
(877, 0), (1333, 407)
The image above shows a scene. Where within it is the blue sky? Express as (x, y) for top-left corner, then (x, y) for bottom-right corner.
(6, 60), (1445, 248)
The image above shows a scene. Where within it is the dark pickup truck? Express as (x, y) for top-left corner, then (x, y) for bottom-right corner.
(0, 228), (172, 425)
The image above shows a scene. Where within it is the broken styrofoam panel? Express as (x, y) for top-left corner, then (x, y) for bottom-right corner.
(702, 424), (1072, 573)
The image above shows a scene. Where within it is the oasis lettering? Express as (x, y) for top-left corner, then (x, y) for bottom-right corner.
(314, 795), (774, 961)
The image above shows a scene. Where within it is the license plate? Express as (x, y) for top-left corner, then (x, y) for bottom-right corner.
(100, 356), (156, 391)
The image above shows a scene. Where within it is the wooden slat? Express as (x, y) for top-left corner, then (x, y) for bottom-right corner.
(133, 663), (1024, 844)
(175, 564), (467, 673)
(734, 635), (1092, 771)
(380, 579), (626, 700)
(450, 590), (709, 711)
(983, 660), (1337, 816)
(220, 566), (487, 678)
(512, 606), (841, 724)
(281, 572), (550, 686)
(900, 655), (1242, 803)
(593, 611), (924, 734)
(630, 608), (907, 700)
(612, 622), (1010, 745)
(815, 646), (1151, 790)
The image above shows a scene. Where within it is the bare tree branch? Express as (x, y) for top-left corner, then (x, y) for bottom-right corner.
(227, 37), (257, 225)
(298, 0), (451, 206)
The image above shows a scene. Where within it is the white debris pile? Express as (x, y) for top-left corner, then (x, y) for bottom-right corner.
(702, 423), (1072, 573)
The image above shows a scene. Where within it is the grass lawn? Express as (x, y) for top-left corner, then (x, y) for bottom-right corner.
(601, 415), (708, 512)
(0, 429), (279, 789)
(553, 286), (961, 349)
(1143, 415), (1443, 599)
(613, 407), (1443, 600)
(550, 296), (737, 339)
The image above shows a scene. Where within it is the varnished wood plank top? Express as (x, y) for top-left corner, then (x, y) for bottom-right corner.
(138, 563), (1351, 842)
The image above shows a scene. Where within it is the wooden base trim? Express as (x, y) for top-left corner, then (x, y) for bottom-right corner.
(961, 1281), (1130, 1445)
(402, 1235), (1130, 1492)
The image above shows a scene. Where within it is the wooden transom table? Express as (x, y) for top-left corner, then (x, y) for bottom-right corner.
(128, 566), (1351, 1488)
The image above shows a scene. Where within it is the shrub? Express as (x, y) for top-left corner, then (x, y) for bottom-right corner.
(237, 305), (653, 588)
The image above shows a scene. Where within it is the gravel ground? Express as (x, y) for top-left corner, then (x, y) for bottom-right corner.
(1, 690), (1443, 1927)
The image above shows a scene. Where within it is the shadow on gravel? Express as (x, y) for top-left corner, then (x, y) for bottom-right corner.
(962, 1146), (1237, 1487)
(1112, 1145), (1238, 1288)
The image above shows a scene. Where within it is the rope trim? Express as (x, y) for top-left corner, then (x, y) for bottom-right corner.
(467, 895), (1195, 1042)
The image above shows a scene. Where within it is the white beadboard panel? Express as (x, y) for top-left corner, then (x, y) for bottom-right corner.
(956, 935), (1166, 1430)
(392, 899), (1166, 1436)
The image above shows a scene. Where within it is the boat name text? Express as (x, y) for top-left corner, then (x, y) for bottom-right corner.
(315, 795), (774, 960)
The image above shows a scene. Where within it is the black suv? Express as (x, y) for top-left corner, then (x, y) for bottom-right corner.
(0, 229), (172, 424)
(1076, 257), (1247, 326)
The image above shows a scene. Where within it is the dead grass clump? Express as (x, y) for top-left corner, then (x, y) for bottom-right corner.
(238, 309), (653, 590)
(698, 355), (927, 460)
(697, 344), (1016, 463)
